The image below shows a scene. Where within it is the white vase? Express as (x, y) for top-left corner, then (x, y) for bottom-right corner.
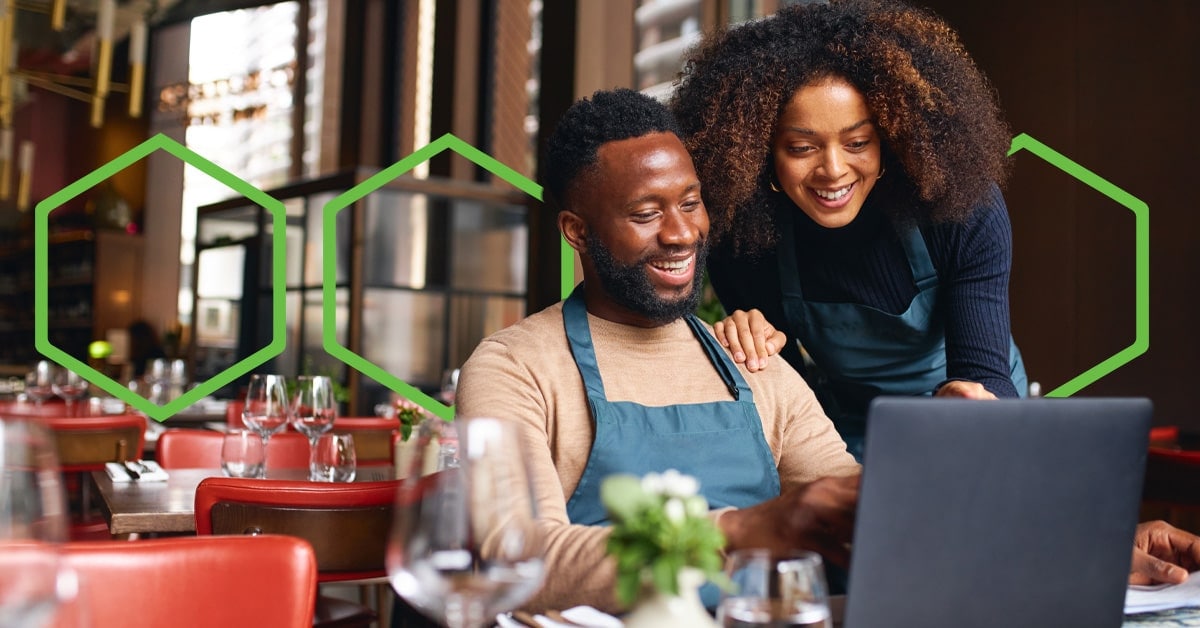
(622, 567), (719, 628)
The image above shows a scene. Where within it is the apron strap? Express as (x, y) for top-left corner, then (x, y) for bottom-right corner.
(684, 315), (749, 401)
(898, 226), (938, 292)
(775, 208), (805, 300)
(563, 286), (609, 400)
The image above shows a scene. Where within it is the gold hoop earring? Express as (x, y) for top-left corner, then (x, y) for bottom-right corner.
(769, 178), (782, 193)
(877, 168), (886, 180)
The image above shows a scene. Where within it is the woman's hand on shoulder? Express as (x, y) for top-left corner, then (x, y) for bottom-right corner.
(934, 380), (998, 400)
(712, 309), (787, 372)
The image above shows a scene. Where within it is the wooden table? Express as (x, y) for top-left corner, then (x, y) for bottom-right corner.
(90, 466), (396, 536)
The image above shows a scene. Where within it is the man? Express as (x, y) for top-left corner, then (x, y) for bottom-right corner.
(455, 88), (1200, 613)
(457, 88), (860, 612)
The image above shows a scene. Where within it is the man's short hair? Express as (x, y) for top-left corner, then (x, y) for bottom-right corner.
(543, 88), (683, 212)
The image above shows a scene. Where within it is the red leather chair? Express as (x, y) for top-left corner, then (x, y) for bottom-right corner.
(332, 417), (400, 467)
(157, 428), (311, 469)
(39, 414), (147, 540)
(194, 477), (402, 627)
(40, 414), (146, 471)
(226, 399), (247, 429)
(57, 535), (317, 627)
(1142, 445), (1200, 533)
(1149, 425), (1180, 446)
(0, 398), (70, 417)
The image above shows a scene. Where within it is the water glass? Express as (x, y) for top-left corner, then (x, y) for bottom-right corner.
(221, 429), (266, 479)
(717, 549), (831, 628)
(0, 418), (72, 626)
(310, 433), (356, 482)
(438, 368), (460, 405)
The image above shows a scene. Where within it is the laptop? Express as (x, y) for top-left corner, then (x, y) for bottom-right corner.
(844, 397), (1152, 628)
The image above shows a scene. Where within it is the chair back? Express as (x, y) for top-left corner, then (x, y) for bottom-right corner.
(40, 415), (146, 471)
(1142, 444), (1200, 532)
(157, 428), (311, 469)
(333, 417), (399, 465)
(56, 535), (317, 627)
(194, 477), (400, 582)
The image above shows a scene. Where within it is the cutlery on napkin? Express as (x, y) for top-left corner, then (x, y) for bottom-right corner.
(104, 460), (170, 483)
(498, 606), (623, 628)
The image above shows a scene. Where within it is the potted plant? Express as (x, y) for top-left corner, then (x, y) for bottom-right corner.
(601, 469), (727, 627)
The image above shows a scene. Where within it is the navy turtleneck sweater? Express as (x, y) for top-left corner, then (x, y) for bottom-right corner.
(706, 184), (1020, 401)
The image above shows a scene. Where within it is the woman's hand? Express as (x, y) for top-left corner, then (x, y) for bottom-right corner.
(712, 309), (787, 372)
(934, 380), (997, 400)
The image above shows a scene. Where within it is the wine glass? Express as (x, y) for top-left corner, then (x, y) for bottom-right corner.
(23, 361), (55, 407)
(387, 416), (545, 628)
(241, 374), (290, 476)
(51, 368), (89, 415)
(291, 375), (337, 478)
(0, 418), (73, 626)
(716, 549), (832, 628)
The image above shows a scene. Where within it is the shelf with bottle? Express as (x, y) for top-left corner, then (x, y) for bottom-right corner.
(0, 229), (143, 370)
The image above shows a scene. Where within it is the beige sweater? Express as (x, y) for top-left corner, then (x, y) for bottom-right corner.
(456, 302), (860, 613)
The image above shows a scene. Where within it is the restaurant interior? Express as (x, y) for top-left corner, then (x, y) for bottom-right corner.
(1, 0), (1197, 626)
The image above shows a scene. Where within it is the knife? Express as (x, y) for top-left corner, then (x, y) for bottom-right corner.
(121, 461), (141, 480)
(510, 611), (542, 627)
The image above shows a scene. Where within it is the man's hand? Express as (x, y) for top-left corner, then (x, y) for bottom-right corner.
(1130, 520), (1200, 585)
(719, 475), (859, 567)
(712, 309), (787, 372)
(934, 380), (997, 400)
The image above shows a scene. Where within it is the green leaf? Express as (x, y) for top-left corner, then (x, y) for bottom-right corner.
(615, 571), (641, 607)
(651, 556), (681, 597)
(601, 474), (653, 522)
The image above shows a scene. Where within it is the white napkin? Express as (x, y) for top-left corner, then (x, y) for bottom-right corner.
(1126, 571), (1200, 614)
(104, 460), (169, 483)
(496, 606), (623, 628)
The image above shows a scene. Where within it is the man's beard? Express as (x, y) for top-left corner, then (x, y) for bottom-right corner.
(586, 231), (708, 324)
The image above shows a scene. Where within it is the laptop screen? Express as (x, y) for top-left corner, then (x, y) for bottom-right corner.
(844, 397), (1151, 628)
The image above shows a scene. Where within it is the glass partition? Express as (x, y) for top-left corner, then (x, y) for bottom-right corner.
(194, 171), (531, 413)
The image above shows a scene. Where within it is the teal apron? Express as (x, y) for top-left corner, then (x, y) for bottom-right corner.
(561, 286), (781, 606)
(775, 210), (1027, 460)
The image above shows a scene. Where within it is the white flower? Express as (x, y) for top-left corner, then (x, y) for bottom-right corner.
(659, 469), (699, 498)
(664, 497), (686, 525)
(641, 472), (665, 495)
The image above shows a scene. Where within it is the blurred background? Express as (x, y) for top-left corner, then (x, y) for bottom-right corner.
(0, 0), (1194, 426)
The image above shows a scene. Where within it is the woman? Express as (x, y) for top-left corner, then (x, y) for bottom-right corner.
(670, 0), (1026, 456)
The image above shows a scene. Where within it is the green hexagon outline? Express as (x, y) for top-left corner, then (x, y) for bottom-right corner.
(322, 133), (571, 421)
(1008, 133), (1150, 397)
(35, 133), (288, 422)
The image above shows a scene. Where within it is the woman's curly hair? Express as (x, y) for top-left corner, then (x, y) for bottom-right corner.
(670, 0), (1011, 255)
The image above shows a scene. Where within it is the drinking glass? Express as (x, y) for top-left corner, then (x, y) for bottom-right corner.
(438, 368), (461, 405)
(291, 375), (337, 477)
(0, 418), (72, 626)
(241, 374), (290, 475)
(23, 361), (55, 407)
(50, 368), (89, 415)
(310, 433), (356, 482)
(221, 429), (266, 479)
(387, 416), (545, 628)
(717, 549), (831, 628)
